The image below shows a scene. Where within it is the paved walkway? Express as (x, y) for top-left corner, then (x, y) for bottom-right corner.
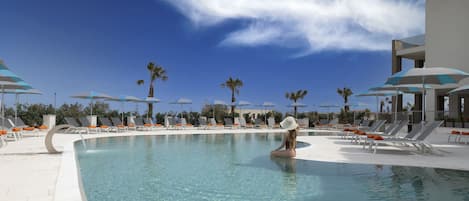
(0, 127), (468, 201)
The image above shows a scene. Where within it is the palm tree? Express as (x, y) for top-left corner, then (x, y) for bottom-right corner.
(137, 62), (168, 118)
(221, 77), (243, 119)
(285, 90), (308, 117)
(337, 87), (353, 112)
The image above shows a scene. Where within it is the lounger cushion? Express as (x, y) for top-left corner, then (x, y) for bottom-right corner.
(462, 132), (469, 135)
(13, 128), (21, 132)
(39, 125), (48, 129)
(373, 136), (384, 140)
(23, 127), (35, 131)
(100, 125), (109, 128)
(144, 124), (152, 127)
(0, 130), (7, 135)
(451, 130), (461, 134)
(88, 125), (97, 128)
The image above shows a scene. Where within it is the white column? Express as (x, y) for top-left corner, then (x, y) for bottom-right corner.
(43, 115), (56, 130)
(426, 89), (436, 121)
(87, 115), (97, 126)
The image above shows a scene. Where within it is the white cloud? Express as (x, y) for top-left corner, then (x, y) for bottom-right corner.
(161, 0), (425, 53)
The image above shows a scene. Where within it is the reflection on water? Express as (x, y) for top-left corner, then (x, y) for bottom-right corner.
(76, 133), (469, 201)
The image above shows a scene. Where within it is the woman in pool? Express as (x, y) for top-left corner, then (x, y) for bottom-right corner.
(271, 116), (298, 158)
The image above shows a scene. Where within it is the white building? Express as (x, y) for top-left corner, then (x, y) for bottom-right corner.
(392, 0), (469, 121)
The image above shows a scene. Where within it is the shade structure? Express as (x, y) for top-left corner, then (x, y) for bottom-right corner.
(212, 100), (227, 119)
(71, 91), (113, 116)
(259, 102), (275, 123)
(287, 102), (307, 118)
(170, 98), (193, 119)
(236, 100), (251, 118)
(370, 84), (432, 122)
(319, 104), (340, 120)
(356, 90), (402, 120)
(2, 89), (42, 125)
(106, 95), (143, 123)
(385, 67), (469, 122)
(449, 85), (469, 94)
(0, 74), (32, 130)
(139, 97), (161, 120)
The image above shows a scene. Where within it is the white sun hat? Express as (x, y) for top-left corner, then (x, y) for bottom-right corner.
(280, 116), (298, 130)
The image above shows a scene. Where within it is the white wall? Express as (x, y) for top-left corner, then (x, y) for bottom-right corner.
(425, 0), (469, 120)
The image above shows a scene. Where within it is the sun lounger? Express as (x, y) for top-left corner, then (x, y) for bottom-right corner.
(369, 121), (442, 154)
(110, 117), (128, 132)
(64, 117), (88, 134)
(224, 118), (234, 129)
(99, 117), (118, 132)
(133, 117), (150, 131)
(239, 117), (253, 128)
(267, 117), (280, 129)
(78, 117), (99, 133)
(361, 120), (408, 148)
(298, 118), (309, 129)
(1, 117), (22, 141)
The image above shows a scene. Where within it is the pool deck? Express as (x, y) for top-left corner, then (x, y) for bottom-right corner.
(1, 127), (469, 201)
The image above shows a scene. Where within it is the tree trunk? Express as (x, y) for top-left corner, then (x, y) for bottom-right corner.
(294, 101), (297, 118)
(148, 83), (154, 118)
(231, 90), (235, 120)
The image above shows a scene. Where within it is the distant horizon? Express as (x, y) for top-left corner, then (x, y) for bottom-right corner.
(0, 0), (424, 113)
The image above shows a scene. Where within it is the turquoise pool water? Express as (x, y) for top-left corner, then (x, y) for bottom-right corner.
(76, 133), (469, 201)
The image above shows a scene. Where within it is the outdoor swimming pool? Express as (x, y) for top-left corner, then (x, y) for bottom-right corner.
(76, 133), (469, 201)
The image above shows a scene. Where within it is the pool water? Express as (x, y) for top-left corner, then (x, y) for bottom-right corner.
(76, 133), (469, 201)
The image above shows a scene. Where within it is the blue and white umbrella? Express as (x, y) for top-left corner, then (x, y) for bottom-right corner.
(259, 102), (275, 123)
(212, 100), (228, 119)
(236, 100), (252, 118)
(356, 90), (402, 120)
(370, 84), (432, 122)
(170, 98), (193, 119)
(71, 91), (113, 116)
(449, 85), (469, 94)
(107, 95), (143, 122)
(385, 67), (469, 122)
(3, 89), (42, 125)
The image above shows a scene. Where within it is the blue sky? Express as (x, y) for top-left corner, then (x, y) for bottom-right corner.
(0, 0), (424, 113)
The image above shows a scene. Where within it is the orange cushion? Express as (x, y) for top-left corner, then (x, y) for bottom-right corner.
(462, 132), (469, 135)
(117, 125), (125, 128)
(12, 128), (21, 132)
(367, 134), (378, 139)
(374, 136), (384, 140)
(144, 124), (152, 127)
(39, 125), (48, 129)
(155, 124), (162, 127)
(451, 130), (461, 134)
(88, 125), (97, 128)
(128, 123), (135, 127)
(186, 124), (193, 127)
(0, 130), (7, 135)
(100, 125), (109, 128)
(355, 130), (366, 135)
(23, 127), (35, 131)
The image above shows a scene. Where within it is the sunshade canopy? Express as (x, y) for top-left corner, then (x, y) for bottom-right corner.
(369, 84), (431, 93)
(237, 101), (252, 106)
(449, 85), (469, 94)
(71, 91), (113, 99)
(260, 102), (275, 107)
(170, 98), (192, 104)
(385, 67), (469, 85)
(0, 81), (32, 90)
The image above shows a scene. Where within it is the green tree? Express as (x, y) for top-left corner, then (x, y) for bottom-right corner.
(221, 77), (243, 120)
(137, 62), (168, 118)
(285, 90), (308, 117)
(337, 87), (353, 112)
